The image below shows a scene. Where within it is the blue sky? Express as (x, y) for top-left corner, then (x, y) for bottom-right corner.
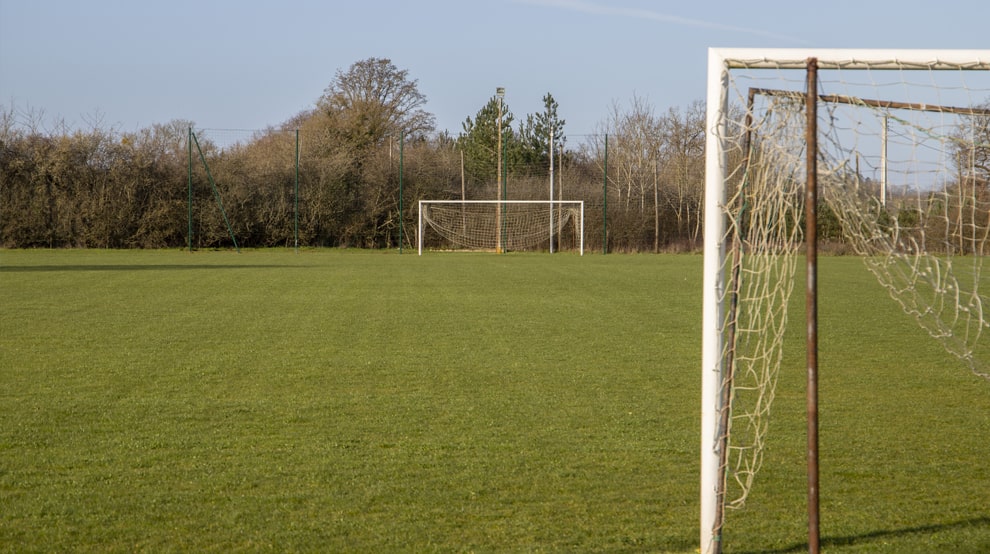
(1, 0), (987, 136)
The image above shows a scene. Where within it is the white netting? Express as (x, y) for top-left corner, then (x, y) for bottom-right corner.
(715, 59), (990, 519)
(817, 95), (990, 381)
(719, 90), (807, 512)
(420, 201), (581, 252)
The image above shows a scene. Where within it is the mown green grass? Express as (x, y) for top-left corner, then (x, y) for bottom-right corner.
(1, 249), (987, 553)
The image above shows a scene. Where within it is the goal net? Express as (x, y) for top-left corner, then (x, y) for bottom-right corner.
(700, 48), (990, 554)
(417, 200), (584, 254)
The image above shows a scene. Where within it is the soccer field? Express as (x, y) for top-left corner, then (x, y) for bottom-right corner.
(1, 249), (988, 552)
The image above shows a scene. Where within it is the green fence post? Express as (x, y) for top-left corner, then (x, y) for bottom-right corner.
(191, 131), (239, 253)
(295, 129), (300, 253)
(399, 131), (404, 254)
(188, 127), (193, 252)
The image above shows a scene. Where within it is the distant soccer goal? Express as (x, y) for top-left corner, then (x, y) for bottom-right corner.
(417, 200), (584, 255)
(700, 48), (990, 554)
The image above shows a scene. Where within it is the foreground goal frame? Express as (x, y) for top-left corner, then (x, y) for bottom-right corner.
(417, 200), (584, 255)
(700, 48), (990, 554)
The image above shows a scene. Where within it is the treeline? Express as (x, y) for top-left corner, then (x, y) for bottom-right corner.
(4, 58), (986, 252)
(0, 123), (705, 252)
(1, 119), (190, 249)
(1, 58), (708, 251)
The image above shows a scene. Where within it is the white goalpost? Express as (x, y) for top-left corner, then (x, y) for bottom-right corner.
(417, 200), (584, 255)
(701, 48), (990, 554)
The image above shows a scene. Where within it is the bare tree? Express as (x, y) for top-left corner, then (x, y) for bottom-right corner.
(602, 95), (661, 211)
(317, 57), (435, 149)
(658, 101), (706, 246)
(953, 101), (990, 189)
(594, 95), (661, 250)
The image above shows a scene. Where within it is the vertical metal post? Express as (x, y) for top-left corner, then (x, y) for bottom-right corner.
(653, 158), (660, 252)
(880, 115), (888, 208)
(549, 124), (555, 254)
(496, 87), (505, 253)
(579, 201), (584, 255)
(295, 129), (300, 253)
(559, 139), (564, 250)
(701, 49), (730, 554)
(805, 57), (821, 554)
(188, 127), (193, 252)
(191, 130), (239, 253)
(502, 134), (508, 252)
(603, 133), (608, 254)
(417, 200), (423, 256)
(399, 131), (404, 254)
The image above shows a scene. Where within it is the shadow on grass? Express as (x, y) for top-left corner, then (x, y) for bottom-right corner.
(736, 516), (990, 554)
(0, 264), (300, 272)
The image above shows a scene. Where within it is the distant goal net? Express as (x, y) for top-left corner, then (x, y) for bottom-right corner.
(417, 200), (584, 255)
(700, 49), (990, 554)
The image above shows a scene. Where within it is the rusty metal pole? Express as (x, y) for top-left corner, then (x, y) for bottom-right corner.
(805, 57), (821, 554)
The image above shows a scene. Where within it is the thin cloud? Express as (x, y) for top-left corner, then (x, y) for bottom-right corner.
(516, 0), (809, 44)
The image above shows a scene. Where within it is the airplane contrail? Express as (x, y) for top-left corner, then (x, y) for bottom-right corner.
(516, 0), (809, 44)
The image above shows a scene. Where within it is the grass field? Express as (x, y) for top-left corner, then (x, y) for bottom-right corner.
(1, 249), (988, 553)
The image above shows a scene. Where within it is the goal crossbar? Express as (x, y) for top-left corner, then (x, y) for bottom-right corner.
(750, 87), (990, 116)
(710, 47), (990, 70)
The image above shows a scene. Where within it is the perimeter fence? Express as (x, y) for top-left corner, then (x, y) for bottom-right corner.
(187, 129), (705, 253)
(1, 122), (705, 252)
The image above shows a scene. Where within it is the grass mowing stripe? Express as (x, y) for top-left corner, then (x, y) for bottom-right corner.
(1, 249), (988, 552)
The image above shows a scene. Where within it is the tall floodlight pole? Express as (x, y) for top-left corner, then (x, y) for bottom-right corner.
(549, 124), (555, 253)
(496, 87), (505, 253)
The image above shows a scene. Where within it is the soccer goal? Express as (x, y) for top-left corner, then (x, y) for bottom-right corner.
(700, 48), (990, 554)
(417, 200), (584, 255)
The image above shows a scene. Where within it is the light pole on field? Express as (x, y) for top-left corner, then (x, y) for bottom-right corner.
(496, 87), (505, 253)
